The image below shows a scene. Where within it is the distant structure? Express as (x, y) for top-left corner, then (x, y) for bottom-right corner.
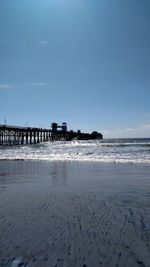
(51, 122), (102, 140)
(0, 122), (103, 146)
(51, 122), (58, 132)
(62, 122), (67, 132)
(51, 122), (67, 132)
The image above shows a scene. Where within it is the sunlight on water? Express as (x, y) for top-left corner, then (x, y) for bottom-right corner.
(0, 139), (150, 163)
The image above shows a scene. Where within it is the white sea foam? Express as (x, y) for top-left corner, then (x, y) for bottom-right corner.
(0, 139), (150, 163)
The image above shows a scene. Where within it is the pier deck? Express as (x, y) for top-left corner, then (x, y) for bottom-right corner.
(0, 125), (103, 146)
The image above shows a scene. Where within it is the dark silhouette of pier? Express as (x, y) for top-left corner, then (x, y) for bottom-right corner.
(0, 123), (103, 146)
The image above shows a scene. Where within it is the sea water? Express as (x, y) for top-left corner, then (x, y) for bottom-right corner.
(0, 140), (150, 267)
(0, 138), (150, 163)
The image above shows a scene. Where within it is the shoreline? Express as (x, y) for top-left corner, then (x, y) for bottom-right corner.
(1, 158), (150, 166)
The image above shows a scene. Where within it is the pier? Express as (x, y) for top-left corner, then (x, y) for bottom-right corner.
(0, 123), (103, 146)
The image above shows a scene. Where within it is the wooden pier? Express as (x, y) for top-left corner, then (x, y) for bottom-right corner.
(0, 124), (103, 146)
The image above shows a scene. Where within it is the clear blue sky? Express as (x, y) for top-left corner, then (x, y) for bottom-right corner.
(0, 0), (150, 138)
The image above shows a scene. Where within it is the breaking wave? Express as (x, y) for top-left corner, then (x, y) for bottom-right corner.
(0, 139), (150, 163)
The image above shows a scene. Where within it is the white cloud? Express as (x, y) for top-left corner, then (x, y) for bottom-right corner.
(0, 82), (49, 89)
(31, 82), (47, 87)
(40, 40), (48, 45)
(0, 84), (13, 89)
(101, 123), (150, 138)
(101, 130), (111, 134)
(142, 123), (150, 128)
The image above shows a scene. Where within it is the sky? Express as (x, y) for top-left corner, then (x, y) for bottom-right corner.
(0, 0), (150, 138)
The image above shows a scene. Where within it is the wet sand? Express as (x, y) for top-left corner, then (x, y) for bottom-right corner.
(0, 160), (150, 267)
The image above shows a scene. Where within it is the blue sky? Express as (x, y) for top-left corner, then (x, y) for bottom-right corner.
(0, 0), (150, 138)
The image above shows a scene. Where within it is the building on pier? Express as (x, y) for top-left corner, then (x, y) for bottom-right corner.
(51, 122), (67, 132)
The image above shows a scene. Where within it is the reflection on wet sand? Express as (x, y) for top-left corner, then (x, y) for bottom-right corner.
(0, 160), (150, 267)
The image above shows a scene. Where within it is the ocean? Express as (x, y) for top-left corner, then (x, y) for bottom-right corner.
(0, 138), (150, 163)
(0, 138), (150, 266)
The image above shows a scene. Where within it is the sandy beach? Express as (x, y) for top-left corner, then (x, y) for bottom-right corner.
(0, 160), (150, 267)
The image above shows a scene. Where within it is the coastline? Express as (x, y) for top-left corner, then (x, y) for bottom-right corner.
(0, 160), (150, 266)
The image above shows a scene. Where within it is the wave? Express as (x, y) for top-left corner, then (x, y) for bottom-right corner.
(0, 139), (150, 164)
(100, 144), (150, 148)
